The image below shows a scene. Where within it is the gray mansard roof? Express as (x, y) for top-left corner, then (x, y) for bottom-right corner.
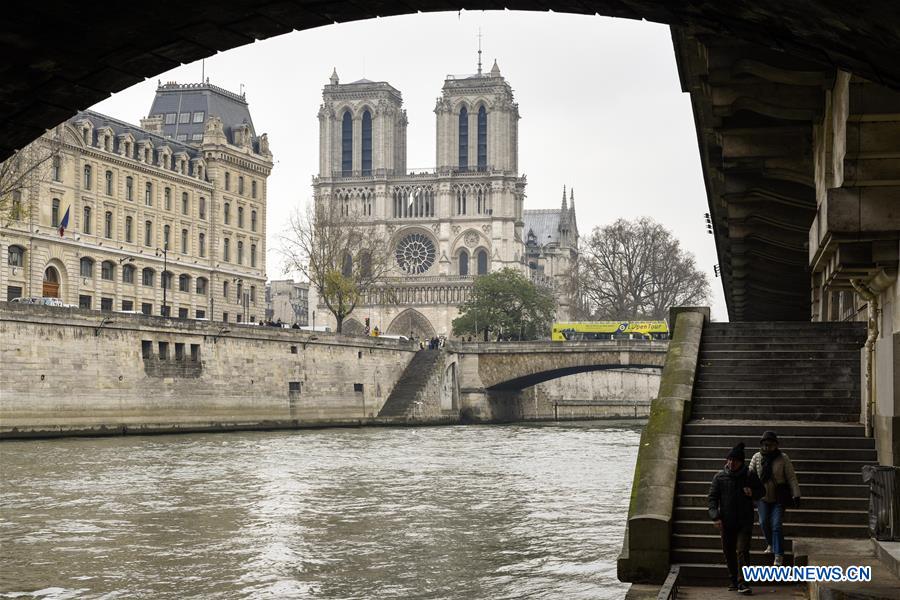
(73, 110), (202, 160)
(148, 81), (257, 146)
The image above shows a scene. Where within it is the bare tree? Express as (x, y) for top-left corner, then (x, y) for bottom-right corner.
(0, 127), (61, 226)
(574, 217), (710, 320)
(280, 200), (391, 333)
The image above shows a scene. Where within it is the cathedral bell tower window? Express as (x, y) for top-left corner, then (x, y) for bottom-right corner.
(477, 106), (487, 170)
(341, 111), (353, 177)
(362, 110), (372, 176)
(458, 107), (468, 172)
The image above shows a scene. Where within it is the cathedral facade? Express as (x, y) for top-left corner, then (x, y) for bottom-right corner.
(312, 61), (575, 338)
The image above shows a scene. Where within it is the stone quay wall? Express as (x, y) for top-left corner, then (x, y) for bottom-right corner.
(0, 303), (417, 438)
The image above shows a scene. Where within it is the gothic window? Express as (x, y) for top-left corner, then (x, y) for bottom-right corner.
(104, 211), (113, 238)
(51, 198), (60, 227)
(126, 176), (133, 201)
(341, 111), (352, 176)
(362, 110), (372, 176)
(105, 170), (113, 195)
(360, 251), (372, 278)
(82, 205), (92, 234)
(83, 164), (92, 190)
(477, 106), (487, 170)
(199, 233), (205, 257)
(395, 233), (436, 275)
(341, 253), (353, 277)
(458, 250), (469, 276)
(125, 216), (133, 242)
(458, 107), (468, 171)
(477, 249), (488, 275)
(456, 189), (467, 215)
(123, 264), (135, 283)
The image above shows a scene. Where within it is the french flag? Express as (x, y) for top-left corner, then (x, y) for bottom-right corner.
(58, 206), (70, 237)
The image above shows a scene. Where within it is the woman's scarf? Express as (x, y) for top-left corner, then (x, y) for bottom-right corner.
(760, 448), (782, 483)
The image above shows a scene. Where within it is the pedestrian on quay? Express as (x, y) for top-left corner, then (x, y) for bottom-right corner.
(708, 441), (764, 595)
(749, 430), (801, 567)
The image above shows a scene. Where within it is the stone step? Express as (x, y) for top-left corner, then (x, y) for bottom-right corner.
(696, 358), (863, 370)
(696, 366), (857, 377)
(683, 422), (867, 437)
(690, 412), (859, 422)
(680, 434), (874, 449)
(694, 379), (858, 390)
(678, 469), (865, 485)
(378, 350), (442, 418)
(701, 342), (862, 352)
(700, 350), (860, 360)
(671, 547), (795, 566)
(671, 519), (869, 538)
(691, 402), (858, 414)
(690, 397), (859, 408)
(695, 372), (858, 383)
(693, 389), (856, 398)
(704, 322), (865, 331)
(676, 480), (869, 498)
(679, 457), (868, 472)
(679, 446), (876, 461)
(676, 494), (868, 511)
(674, 506), (867, 525)
(672, 532), (793, 551)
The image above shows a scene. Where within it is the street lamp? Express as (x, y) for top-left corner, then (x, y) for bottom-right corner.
(156, 244), (168, 316)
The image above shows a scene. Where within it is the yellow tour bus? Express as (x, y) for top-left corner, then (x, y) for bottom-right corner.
(551, 320), (669, 342)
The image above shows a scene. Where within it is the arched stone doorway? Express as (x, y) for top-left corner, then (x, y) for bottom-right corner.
(387, 308), (435, 340)
(342, 317), (366, 336)
(42, 266), (61, 298)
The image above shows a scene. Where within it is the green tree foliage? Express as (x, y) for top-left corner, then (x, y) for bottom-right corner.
(452, 268), (556, 340)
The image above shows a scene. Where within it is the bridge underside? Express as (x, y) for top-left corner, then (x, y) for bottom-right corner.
(3, 1), (899, 162)
(489, 364), (663, 391)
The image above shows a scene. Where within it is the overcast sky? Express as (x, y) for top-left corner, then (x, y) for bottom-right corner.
(91, 10), (728, 320)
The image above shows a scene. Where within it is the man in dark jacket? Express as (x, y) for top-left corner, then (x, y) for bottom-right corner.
(708, 442), (765, 594)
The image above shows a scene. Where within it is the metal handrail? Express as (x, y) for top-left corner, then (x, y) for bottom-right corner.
(657, 566), (680, 600)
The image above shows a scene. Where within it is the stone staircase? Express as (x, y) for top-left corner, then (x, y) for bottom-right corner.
(377, 349), (442, 418)
(671, 321), (876, 584)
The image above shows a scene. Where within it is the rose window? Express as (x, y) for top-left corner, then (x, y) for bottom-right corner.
(396, 233), (436, 275)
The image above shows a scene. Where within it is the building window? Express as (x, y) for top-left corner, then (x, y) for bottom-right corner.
(51, 156), (61, 182)
(142, 268), (155, 287)
(250, 244), (257, 268)
(250, 285), (256, 303)
(477, 106), (487, 169)
(7, 286), (23, 301)
(196, 277), (207, 295)
(238, 206), (244, 228)
(141, 302), (152, 315)
(195, 310), (205, 320)
(224, 203), (230, 225)
(144, 220), (153, 247)
(80, 257), (94, 278)
(165, 113), (176, 125)
(145, 182), (152, 206)
(236, 282), (243, 303)
(251, 210), (257, 232)
(11, 191), (22, 220)
(79, 295), (92, 309)
(126, 176), (133, 201)
(361, 110), (373, 176)
(51, 198), (60, 227)
(238, 176), (244, 196)
(223, 281), (229, 298)
(477, 249), (488, 275)
(122, 300), (134, 311)
(237, 241), (243, 265)
(83, 164), (92, 190)
(8, 245), (24, 267)
(458, 250), (469, 276)
(223, 312), (229, 323)
(163, 225), (171, 249)
(192, 111), (205, 123)
(181, 192), (189, 215)
(104, 211), (113, 239)
(101, 261), (114, 281)
(251, 180), (257, 199)
(225, 172), (230, 191)
(199, 197), (206, 219)
(125, 216), (133, 243)
(161, 271), (173, 290)
(341, 111), (352, 176)
(164, 187), (171, 211)
(199, 233), (206, 257)
(178, 308), (188, 321)
(181, 229), (188, 254)
(82, 206), (92, 234)
(458, 106), (468, 171)
(123, 264), (135, 283)
(105, 170), (113, 195)
(179, 112), (190, 124)
(179, 274), (190, 293)
(224, 238), (230, 262)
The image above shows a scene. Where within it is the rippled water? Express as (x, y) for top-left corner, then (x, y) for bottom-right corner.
(0, 421), (641, 599)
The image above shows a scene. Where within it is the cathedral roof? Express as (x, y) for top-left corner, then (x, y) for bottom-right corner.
(523, 209), (563, 246)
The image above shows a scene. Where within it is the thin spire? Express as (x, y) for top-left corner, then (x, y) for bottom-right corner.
(561, 185), (568, 211)
(569, 188), (575, 211)
(477, 28), (483, 75)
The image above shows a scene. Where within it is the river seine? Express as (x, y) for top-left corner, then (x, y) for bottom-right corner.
(1, 421), (641, 599)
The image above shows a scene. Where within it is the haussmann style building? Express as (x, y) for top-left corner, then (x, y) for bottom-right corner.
(313, 60), (578, 338)
(1, 81), (273, 323)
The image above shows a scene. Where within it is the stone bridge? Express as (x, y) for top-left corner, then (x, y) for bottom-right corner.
(447, 340), (668, 420)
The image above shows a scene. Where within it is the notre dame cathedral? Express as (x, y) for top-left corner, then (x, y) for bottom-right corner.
(312, 59), (578, 338)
